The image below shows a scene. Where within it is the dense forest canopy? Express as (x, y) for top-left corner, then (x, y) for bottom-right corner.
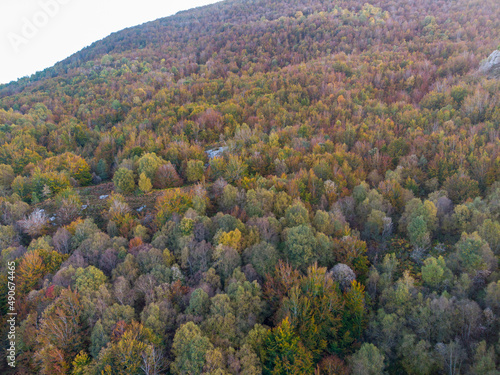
(0, 0), (500, 374)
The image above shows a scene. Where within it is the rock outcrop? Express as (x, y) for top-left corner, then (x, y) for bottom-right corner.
(480, 50), (500, 78)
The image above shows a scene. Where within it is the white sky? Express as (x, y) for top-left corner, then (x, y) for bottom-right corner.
(0, 0), (222, 84)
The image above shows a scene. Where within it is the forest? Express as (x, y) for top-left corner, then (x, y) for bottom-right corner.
(0, 0), (499, 373)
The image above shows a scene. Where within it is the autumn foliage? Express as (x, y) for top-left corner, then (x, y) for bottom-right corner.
(0, 0), (499, 373)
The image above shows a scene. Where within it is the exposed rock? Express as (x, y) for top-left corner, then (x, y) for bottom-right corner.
(206, 146), (228, 159)
(480, 50), (500, 78)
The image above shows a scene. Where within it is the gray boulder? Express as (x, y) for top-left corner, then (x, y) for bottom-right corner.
(480, 50), (500, 79)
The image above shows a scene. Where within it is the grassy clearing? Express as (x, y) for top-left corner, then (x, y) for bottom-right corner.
(36, 182), (163, 232)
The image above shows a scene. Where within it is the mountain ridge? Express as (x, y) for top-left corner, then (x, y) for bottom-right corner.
(3, 0), (497, 98)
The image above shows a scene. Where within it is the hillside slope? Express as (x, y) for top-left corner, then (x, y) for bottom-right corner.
(1, 0), (500, 374)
